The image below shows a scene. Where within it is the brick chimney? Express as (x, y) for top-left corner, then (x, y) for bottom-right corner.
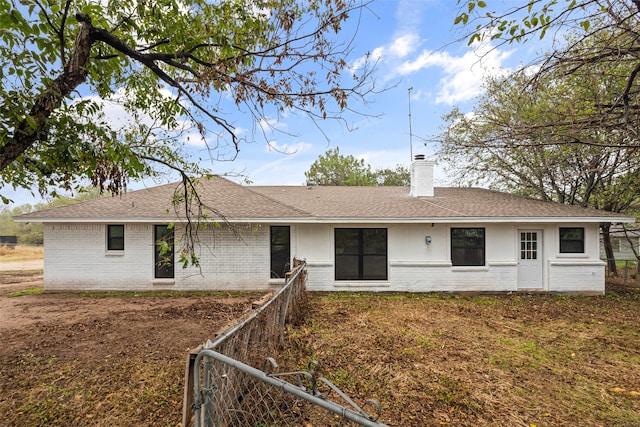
(410, 155), (435, 197)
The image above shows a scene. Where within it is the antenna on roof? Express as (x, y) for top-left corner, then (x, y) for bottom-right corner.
(408, 86), (414, 162)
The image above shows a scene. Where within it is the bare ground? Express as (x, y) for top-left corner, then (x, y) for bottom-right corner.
(0, 269), (264, 427)
(1, 267), (639, 426)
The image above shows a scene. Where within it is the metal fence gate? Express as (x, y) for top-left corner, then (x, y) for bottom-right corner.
(182, 260), (390, 427)
(192, 349), (388, 427)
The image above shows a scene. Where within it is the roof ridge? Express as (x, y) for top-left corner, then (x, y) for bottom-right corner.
(415, 195), (468, 216)
(242, 185), (313, 217)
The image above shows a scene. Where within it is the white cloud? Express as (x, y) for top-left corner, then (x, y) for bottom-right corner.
(247, 154), (309, 185)
(258, 116), (287, 133)
(75, 86), (182, 130)
(350, 32), (418, 73)
(233, 126), (247, 137)
(180, 131), (207, 147)
(409, 87), (430, 102)
(265, 141), (312, 155)
(75, 95), (129, 130)
(396, 38), (513, 105)
(388, 33), (419, 58)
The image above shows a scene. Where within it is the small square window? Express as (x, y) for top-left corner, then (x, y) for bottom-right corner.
(559, 227), (584, 253)
(107, 225), (125, 251)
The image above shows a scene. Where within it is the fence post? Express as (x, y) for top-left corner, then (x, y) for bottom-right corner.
(182, 346), (201, 427)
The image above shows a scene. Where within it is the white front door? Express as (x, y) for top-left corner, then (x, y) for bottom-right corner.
(518, 230), (543, 290)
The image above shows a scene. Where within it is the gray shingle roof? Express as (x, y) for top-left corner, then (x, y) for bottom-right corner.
(252, 186), (631, 221)
(16, 176), (633, 223)
(18, 177), (310, 222)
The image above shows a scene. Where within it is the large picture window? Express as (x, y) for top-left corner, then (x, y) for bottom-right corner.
(451, 228), (485, 266)
(335, 228), (387, 281)
(107, 225), (124, 251)
(270, 226), (290, 279)
(559, 227), (584, 253)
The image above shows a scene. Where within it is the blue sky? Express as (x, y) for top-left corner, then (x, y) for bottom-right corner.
(225, 0), (543, 186)
(3, 0), (547, 207)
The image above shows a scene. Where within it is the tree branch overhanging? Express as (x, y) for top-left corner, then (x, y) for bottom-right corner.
(0, 13), (93, 172)
(2, 0), (378, 207)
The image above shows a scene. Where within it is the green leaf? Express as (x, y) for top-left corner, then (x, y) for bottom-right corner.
(25, 115), (37, 130)
(454, 13), (467, 25)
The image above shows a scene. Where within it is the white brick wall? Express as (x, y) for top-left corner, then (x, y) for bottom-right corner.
(304, 262), (519, 292)
(548, 261), (605, 294)
(43, 221), (604, 294)
(299, 222), (604, 294)
(174, 224), (281, 291)
(44, 223), (153, 291)
(44, 223), (286, 291)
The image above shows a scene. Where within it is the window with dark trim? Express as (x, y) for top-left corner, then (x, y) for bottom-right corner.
(154, 225), (175, 279)
(107, 225), (125, 251)
(270, 226), (290, 278)
(451, 228), (485, 266)
(559, 227), (584, 253)
(335, 228), (387, 280)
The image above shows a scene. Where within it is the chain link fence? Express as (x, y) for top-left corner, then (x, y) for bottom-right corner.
(605, 259), (640, 293)
(192, 350), (386, 427)
(182, 259), (389, 427)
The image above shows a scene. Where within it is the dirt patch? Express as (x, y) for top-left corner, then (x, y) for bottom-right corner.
(0, 259), (44, 271)
(0, 274), (263, 426)
(0, 259), (44, 295)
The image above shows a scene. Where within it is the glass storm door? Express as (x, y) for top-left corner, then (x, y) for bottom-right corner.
(518, 230), (543, 290)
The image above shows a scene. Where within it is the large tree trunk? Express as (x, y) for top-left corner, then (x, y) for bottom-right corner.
(601, 223), (617, 276)
(0, 14), (94, 172)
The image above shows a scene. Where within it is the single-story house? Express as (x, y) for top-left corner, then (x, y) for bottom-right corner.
(16, 158), (634, 294)
(600, 225), (640, 262)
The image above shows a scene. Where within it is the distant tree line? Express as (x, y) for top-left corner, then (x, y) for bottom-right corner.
(304, 148), (411, 186)
(0, 204), (43, 245)
(0, 190), (101, 245)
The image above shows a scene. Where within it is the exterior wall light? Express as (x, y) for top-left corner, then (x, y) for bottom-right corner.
(425, 236), (432, 245)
